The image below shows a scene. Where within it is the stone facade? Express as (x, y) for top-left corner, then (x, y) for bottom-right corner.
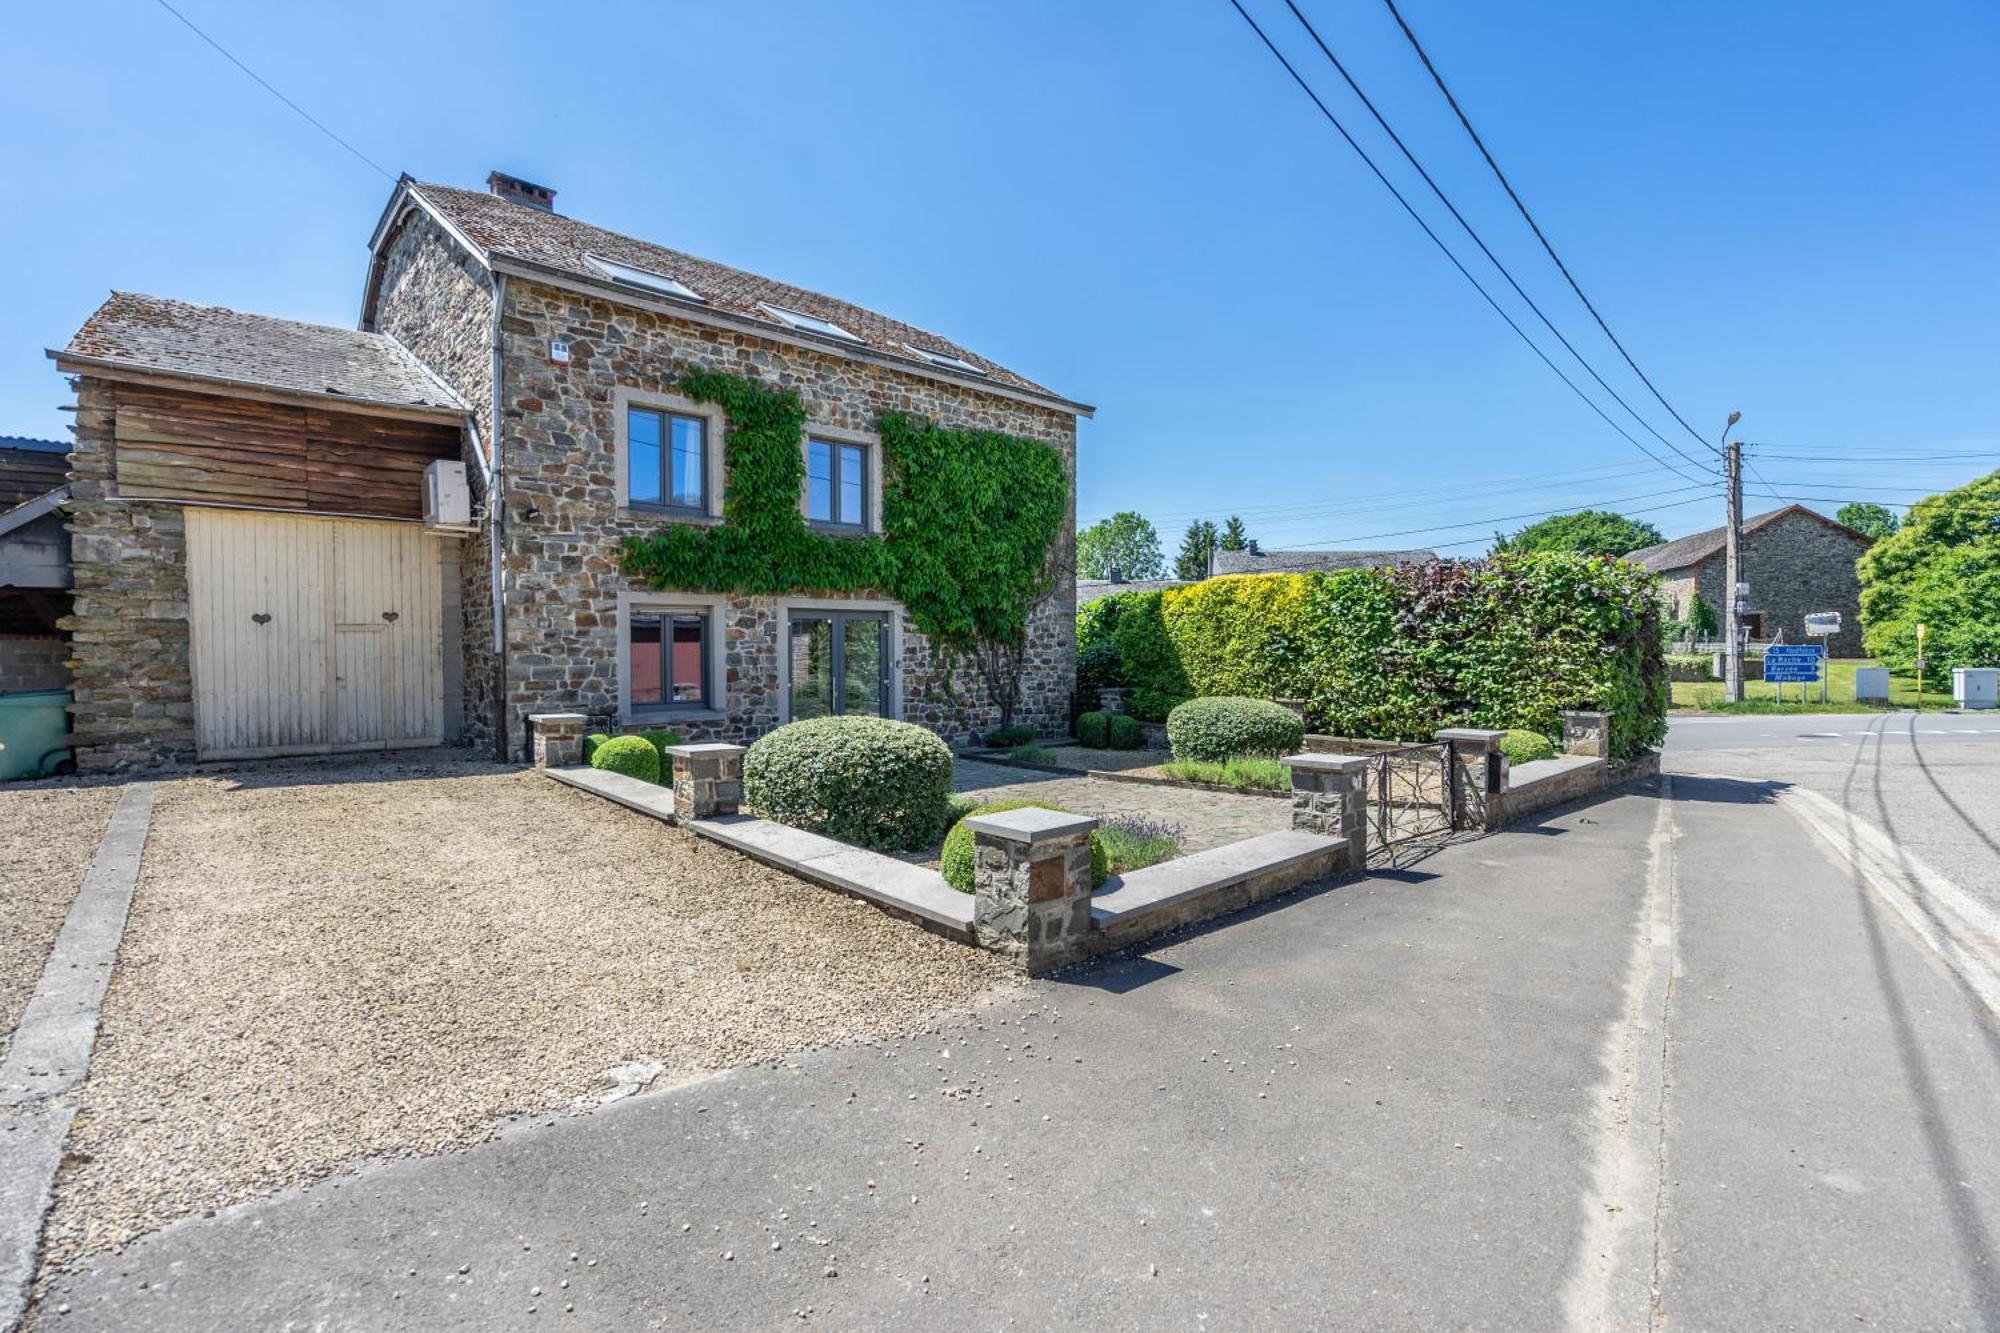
(369, 247), (1080, 761)
(58, 379), (197, 772)
(1652, 510), (1870, 656)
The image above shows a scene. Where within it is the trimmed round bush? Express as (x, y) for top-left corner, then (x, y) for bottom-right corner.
(590, 734), (661, 784)
(581, 732), (612, 764)
(1165, 696), (1305, 763)
(1107, 713), (1144, 750)
(1076, 710), (1111, 749)
(1500, 729), (1556, 765)
(939, 799), (1109, 894)
(743, 715), (955, 852)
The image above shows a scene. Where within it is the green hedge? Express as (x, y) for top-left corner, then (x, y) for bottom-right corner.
(743, 715), (955, 852)
(591, 735), (661, 784)
(1107, 713), (1144, 750)
(1165, 696), (1304, 763)
(1082, 553), (1665, 760)
(1076, 710), (1111, 748)
(1859, 470), (2000, 683)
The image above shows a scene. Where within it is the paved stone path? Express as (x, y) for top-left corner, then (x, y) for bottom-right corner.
(952, 759), (1291, 854)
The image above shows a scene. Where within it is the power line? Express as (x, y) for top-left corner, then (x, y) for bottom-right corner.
(152, 0), (393, 181)
(1221, 0), (1712, 488)
(1379, 0), (1714, 453)
(1278, 0), (1713, 471)
(1283, 480), (1718, 549)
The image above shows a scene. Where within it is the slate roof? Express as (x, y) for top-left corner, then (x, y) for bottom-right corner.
(1076, 577), (1187, 605)
(1211, 547), (1438, 576)
(405, 181), (1075, 406)
(0, 442), (69, 510)
(55, 292), (468, 415)
(1623, 505), (1869, 573)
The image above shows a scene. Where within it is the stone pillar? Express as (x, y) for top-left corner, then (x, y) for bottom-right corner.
(1282, 752), (1369, 871)
(1561, 710), (1613, 759)
(966, 807), (1099, 975)
(527, 712), (587, 769)
(1435, 728), (1508, 831)
(664, 743), (747, 819)
(1272, 697), (1308, 723)
(1096, 688), (1132, 716)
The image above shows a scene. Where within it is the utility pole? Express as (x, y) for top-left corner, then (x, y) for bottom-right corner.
(1721, 412), (1745, 703)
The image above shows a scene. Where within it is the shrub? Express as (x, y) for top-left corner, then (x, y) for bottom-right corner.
(1159, 757), (1289, 791)
(1166, 696), (1305, 763)
(581, 732), (611, 763)
(984, 724), (1035, 749)
(1106, 713), (1144, 750)
(1859, 470), (2000, 684)
(590, 734), (661, 784)
(1082, 554), (1666, 760)
(939, 799), (1108, 893)
(639, 727), (683, 767)
(1076, 710), (1111, 748)
(1010, 743), (1057, 765)
(743, 715), (955, 852)
(1664, 653), (1713, 682)
(1499, 729), (1556, 765)
(1095, 813), (1183, 876)
(1076, 640), (1124, 701)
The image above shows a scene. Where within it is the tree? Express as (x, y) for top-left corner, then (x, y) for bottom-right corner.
(1219, 516), (1249, 552)
(1077, 511), (1164, 580)
(1858, 470), (2000, 683)
(1174, 520), (1219, 581)
(1836, 502), (1901, 540)
(1492, 509), (1665, 558)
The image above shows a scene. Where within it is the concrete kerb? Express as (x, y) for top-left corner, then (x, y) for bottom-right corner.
(0, 781), (159, 1330)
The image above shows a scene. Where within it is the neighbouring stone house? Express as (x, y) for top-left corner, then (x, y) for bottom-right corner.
(46, 172), (1088, 771)
(0, 437), (72, 692)
(1624, 505), (1872, 656)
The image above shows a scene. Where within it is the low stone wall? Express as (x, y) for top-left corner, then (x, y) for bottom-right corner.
(1487, 752), (1659, 827)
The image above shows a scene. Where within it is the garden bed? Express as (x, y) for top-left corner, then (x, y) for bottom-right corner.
(1087, 760), (1291, 798)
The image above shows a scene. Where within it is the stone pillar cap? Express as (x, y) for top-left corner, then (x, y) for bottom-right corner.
(1280, 752), (1370, 772)
(663, 742), (747, 758)
(527, 712), (588, 724)
(1561, 709), (1613, 719)
(963, 808), (1098, 845)
(1436, 727), (1506, 744)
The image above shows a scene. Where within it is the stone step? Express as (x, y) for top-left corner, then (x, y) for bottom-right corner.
(690, 816), (975, 941)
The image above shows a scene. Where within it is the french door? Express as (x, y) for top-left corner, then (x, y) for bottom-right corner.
(788, 611), (891, 721)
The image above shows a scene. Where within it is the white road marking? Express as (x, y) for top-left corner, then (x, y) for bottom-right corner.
(1562, 777), (1676, 1333)
(1774, 785), (2000, 1021)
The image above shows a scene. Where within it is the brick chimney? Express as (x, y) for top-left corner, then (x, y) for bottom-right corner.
(487, 171), (556, 213)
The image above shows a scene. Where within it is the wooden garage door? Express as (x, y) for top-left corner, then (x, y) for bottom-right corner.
(187, 509), (442, 760)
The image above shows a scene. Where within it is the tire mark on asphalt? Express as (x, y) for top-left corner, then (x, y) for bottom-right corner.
(1561, 775), (1677, 1333)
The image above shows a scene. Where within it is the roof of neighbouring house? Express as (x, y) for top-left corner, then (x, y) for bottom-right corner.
(1210, 547), (1438, 576)
(52, 292), (470, 416)
(0, 439), (68, 511)
(1623, 505), (1872, 573)
(392, 180), (1085, 412)
(1076, 577), (1187, 604)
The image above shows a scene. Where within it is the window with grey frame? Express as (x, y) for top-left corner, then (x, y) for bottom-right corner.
(630, 611), (710, 712)
(627, 405), (707, 513)
(805, 437), (868, 531)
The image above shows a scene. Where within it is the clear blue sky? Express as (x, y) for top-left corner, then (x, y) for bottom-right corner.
(4, 0), (1995, 552)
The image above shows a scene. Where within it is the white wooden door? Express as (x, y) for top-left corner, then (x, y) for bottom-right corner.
(188, 509), (442, 760)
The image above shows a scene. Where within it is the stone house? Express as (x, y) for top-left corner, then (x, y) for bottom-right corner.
(47, 172), (1089, 771)
(0, 437), (72, 692)
(1625, 505), (1872, 656)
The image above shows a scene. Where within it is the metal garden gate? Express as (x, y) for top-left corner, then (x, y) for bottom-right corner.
(1367, 740), (1459, 867)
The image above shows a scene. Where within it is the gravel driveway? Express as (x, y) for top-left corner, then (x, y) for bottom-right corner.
(0, 786), (121, 1059)
(40, 754), (1011, 1274)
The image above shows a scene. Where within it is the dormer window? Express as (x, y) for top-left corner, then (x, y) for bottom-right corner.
(760, 303), (861, 343)
(587, 254), (703, 303)
(904, 344), (986, 376)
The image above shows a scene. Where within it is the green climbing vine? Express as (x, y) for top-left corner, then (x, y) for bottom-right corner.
(617, 367), (1068, 657)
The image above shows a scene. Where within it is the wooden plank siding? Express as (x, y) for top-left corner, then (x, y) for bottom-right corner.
(112, 384), (460, 519)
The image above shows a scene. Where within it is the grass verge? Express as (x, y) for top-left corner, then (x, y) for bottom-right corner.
(1158, 756), (1290, 791)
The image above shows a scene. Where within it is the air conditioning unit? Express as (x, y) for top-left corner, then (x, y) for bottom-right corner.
(424, 460), (473, 531)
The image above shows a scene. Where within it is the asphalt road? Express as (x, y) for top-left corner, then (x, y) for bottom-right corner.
(34, 727), (2000, 1331)
(1665, 709), (2000, 751)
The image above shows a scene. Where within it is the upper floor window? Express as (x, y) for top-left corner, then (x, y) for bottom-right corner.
(806, 438), (868, 531)
(628, 406), (706, 513)
(904, 343), (986, 376)
(761, 302), (861, 343)
(587, 254), (704, 303)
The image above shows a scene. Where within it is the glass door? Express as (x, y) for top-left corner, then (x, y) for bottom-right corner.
(788, 612), (890, 721)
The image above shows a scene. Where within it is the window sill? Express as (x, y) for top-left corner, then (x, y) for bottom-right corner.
(627, 706), (728, 725)
(620, 505), (722, 526)
(806, 521), (880, 540)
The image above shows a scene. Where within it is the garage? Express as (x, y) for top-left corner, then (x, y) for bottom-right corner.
(187, 509), (444, 760)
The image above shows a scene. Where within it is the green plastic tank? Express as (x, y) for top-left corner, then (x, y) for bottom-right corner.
(0, 689), (74, 781)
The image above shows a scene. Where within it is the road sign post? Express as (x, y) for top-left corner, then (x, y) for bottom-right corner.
(1804, 612), (1841, 703)
(1763, 644), (1824, 704)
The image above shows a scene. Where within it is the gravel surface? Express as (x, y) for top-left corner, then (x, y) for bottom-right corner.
(39, 754), (1012, 1273)
(0, 786), (121, 1059)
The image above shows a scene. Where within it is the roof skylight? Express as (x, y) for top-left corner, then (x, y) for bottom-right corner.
(586, 254), (703, 303)
(905, 344), (986, 376)
(759, 303), (861, 343)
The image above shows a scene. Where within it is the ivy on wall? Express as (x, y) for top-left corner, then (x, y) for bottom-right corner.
(618, 367), (1068, 655)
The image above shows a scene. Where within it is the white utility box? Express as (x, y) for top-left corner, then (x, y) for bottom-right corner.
(424, 459), (472, 529)
(1852, 667), (1891, 702)
(1951, 667), (1998, 710)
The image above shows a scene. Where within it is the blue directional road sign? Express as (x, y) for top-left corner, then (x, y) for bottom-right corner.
(1762, 644), (1824, 683)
